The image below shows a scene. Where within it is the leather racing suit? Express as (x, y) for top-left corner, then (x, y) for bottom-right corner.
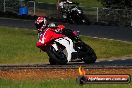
(36, 25), (65, 49)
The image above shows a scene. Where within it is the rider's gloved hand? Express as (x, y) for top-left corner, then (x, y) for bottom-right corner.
(36, 42), (44, 48)
(36, 42), (47, 51)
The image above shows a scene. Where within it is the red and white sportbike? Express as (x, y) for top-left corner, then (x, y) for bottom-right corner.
(37, 23), (97, 65)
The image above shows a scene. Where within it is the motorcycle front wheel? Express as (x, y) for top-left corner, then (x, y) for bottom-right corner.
(46, 46), (68, 65)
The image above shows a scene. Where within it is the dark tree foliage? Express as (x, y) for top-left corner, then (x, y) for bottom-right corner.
(98, 0), (132, 9)
(0, 0), (3, 9)
(6, 0), (19, 8)
(0, 0), (19, 12)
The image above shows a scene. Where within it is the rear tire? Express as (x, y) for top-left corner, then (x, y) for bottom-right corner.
(78, 42), (97, 64)
(46, 46), (67, 65)
(83, 48), (97, 64)
(83, 46), (97, 64)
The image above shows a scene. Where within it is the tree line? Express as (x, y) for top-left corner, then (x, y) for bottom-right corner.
(98, 0), (132, 9)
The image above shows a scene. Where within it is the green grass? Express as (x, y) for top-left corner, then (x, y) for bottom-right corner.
(0, 79), (132, 88)
(36, 0), (57, 3)
(35, 0), (102, 8)
(81, 36), (132, 58)
(0, 27), (49, 64)
(35, 0), (102, 16)
(0, 26), (132, 64)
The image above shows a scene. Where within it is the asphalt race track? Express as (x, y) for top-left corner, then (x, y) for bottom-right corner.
(0, 58), (132, 69)
(0, 18), (132, 42)
(66, 24), (132, 42)
(0, 17), (132, 67)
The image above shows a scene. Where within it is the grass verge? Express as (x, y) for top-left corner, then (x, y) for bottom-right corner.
(0, 26), (48, 64)
(0, 26), (132, 64)
(35, 0), (102, 8)
(0, 79), (131, 88)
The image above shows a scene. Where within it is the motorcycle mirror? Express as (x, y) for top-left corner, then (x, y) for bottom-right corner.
(76, 30), (80, 36)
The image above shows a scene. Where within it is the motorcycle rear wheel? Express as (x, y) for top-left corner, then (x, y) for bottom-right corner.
(78, 42), (97, 64)
(83, 47), (97, 64)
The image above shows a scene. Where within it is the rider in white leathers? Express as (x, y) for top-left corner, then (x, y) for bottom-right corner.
(58, 0), (73, 9)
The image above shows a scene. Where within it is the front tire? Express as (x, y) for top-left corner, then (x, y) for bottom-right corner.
(46, 46), (68, 65)
(49, 58), (56, 65)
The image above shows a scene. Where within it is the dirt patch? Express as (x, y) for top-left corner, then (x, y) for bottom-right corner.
(0, 68), (132, 80)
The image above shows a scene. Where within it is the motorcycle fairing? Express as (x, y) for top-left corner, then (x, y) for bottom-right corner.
(52, 37), (76, 62)
(52, 43), (58, 51)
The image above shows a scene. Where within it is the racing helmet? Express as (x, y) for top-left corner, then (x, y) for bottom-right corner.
(35, 16), (47, 31)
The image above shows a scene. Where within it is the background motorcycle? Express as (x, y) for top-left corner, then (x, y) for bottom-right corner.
(61, 2), (90, 24)
(43, 25), (97, 65)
